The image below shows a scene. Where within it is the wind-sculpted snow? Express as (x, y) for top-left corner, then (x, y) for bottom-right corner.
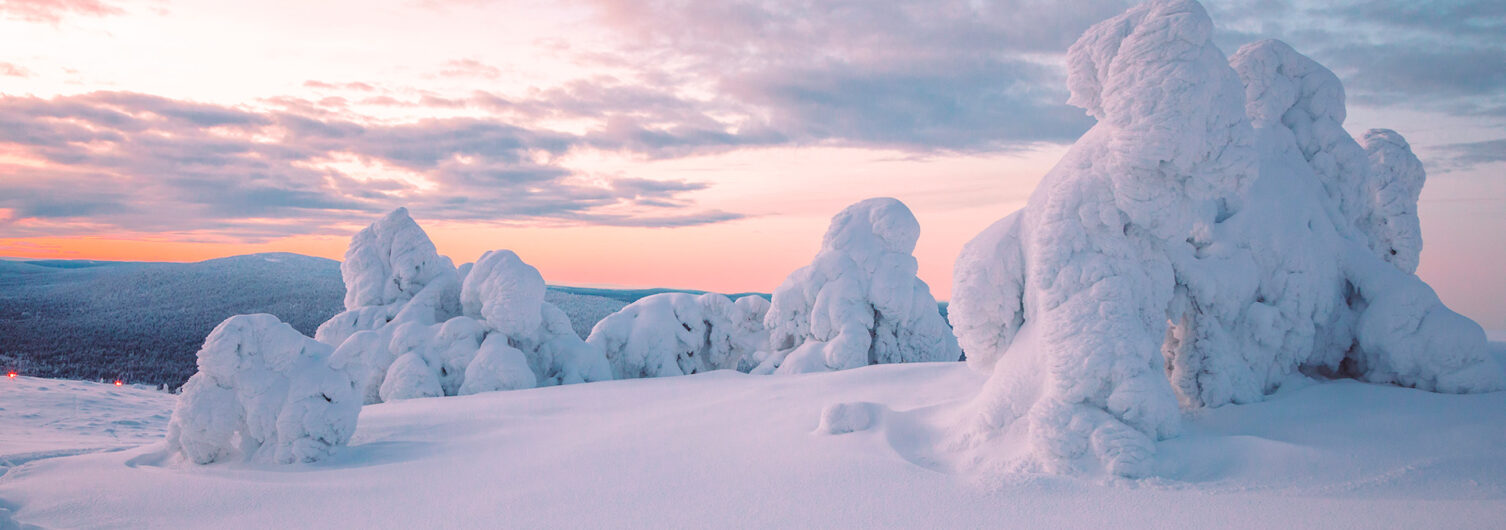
(948, 0), (1503, 478)
(587, 292), (770, 379)
(1359, 129), (1426, 274)
(167, 314), (360, 464)
(754, 198), (959, 374)
(320, 210), (611, 404)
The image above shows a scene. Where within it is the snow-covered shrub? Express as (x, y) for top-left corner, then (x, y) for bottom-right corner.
(167, 314), (360, 464)
(948, 0), (1503, 478)
(458, 334), (537, 395)
(320, 209), (611, 403)
(462, 250), (612, 386)
(379, 352), (443, 402)
(754, 197), (959, 374)
(586, 292), (770, 379)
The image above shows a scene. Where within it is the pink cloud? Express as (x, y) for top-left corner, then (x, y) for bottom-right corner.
(0, 0), (124, 23)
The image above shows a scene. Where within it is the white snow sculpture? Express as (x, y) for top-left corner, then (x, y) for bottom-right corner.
(754, 197), (960, 374)
(586, 292), (771, 379)
(320, 210), (611, 403)
(167, 314), (360, 464)
(949, 0), (1503, 478)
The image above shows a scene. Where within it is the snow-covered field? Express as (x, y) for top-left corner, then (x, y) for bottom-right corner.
(4, 343), (1505, 528)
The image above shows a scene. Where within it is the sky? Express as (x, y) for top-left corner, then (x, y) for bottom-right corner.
(0, 0), (1502, 328)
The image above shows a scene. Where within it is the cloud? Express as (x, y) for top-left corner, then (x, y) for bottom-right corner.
(1437, 138), (1506, 170)
(439, 59), (502, 79)
(568, 0), (1133, 151)
(0, 62), (30, 77)
(303, 80), (378, 92)
(1210, 0), (1506, 116)
(0, 0), (124, 23)
(0, 91), (746, 240)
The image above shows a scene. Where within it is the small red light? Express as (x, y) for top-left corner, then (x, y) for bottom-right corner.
(114, 380), (124, 386)
(6, 372), (15, 379)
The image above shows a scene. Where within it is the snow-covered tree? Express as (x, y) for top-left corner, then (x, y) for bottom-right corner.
(315, 207), (462, 347)
(167, 314), (360, 464)
(318, 211), (611, 403)
(948, 0), (1503, 478)
(587, 292), (770, 379)
(754, 197), (959, 374)
(1359, 128), (1425, 274)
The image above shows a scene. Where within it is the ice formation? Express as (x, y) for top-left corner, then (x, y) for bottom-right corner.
(319, 209), (611, 403)
(754, 197), (960, 374)
(587, 293), (770, 379)
(167, 314), (360, 464)
(949, 0), (1503, 477)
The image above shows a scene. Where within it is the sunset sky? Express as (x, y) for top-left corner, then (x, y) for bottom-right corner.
(0, 0), (1502, 328)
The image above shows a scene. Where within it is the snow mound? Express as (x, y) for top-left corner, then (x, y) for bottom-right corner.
(166, 314), (360, 464)
(587, 292), (770, 379)
(754, 197), (959, 374)
(815, 402), (876, 435)
(320, 209), (611, 404)
(948, 0), (1503, 478)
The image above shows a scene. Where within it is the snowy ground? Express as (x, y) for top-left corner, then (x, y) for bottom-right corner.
(3, 342), (1504, 529)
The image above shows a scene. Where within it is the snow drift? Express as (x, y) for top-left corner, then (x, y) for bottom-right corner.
(320, 209), (610, 404)
(754, 197), (960, 374)
(948, 0), (1503, 478)
(587, 292), (770, 379)
(167, 314), (360, 464)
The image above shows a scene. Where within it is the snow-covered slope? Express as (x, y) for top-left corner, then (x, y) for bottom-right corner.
(3, 355), (1504, 528)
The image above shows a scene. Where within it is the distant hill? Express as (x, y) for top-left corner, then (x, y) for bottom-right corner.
(0, 253), (346, 387)
(549, 285), (771, 304)
(0, 254), (756, 388)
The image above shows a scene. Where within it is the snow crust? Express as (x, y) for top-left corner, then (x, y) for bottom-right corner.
(586, 292), (770, 379)
(319, 210), (612, 405)
(948, 0), (1504, 478)
(166, 314), (360, 464)
(754, 197), (959, 374)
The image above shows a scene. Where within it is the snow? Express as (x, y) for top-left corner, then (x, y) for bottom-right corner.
(755, 197), (960, 374)
(1359, 128), (1426, 274)
(166, 314), (360, 465)
(338, 207), (458, 312)
(318, 210), (611, 405)
(947, 0), (1503, 478)
(378, 353), (443, 402)
(3, 362), (1505, 528)
(586, 292), (769, 378)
